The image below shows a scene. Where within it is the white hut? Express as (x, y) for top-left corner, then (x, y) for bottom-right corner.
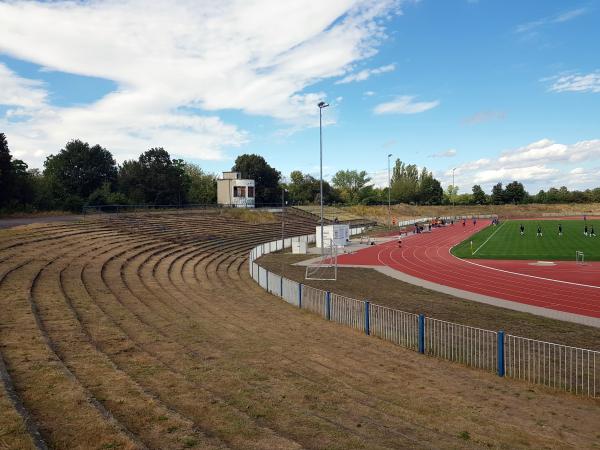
(217, 171), (255, 207)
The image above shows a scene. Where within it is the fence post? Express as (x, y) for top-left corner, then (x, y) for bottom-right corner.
(266, 270), (269, 292)
(418, 314), (425, 354)
(497, 330), (505, 377)
(298, 283), (302, 308)
(326, 291), (331, 320)
(364, 301), (370, 335)
(280, 276), (283, 297)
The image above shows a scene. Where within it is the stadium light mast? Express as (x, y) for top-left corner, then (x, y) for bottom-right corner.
(281, 187), (287, 276)
(318, 101), (329, 255)
(452, 167), (456, 209)
(388, 153), (392, 228)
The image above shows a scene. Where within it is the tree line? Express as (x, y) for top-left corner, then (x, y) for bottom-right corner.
(2, 133), (600, 213)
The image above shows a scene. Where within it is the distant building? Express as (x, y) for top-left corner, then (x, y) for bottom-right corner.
(217, 171), (255, 208)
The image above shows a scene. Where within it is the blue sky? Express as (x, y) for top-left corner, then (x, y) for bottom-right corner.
(0, 0), (599, 194)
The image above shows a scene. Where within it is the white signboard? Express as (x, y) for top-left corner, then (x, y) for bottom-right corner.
(315, 224), (350, 248)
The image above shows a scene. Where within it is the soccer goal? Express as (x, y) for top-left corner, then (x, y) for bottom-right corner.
(576, 251), (585, 265)
(305, 240), (338, 281)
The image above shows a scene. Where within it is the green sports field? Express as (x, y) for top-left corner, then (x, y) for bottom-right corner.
(452, 219), (600, 261)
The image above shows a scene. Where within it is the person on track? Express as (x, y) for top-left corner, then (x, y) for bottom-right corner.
(558, 224), (562, 236)
(537, 225), (542, 237)
(463, 219), (466, 227)
(473, 217), (477, 226)
(520, 224), (525, 236)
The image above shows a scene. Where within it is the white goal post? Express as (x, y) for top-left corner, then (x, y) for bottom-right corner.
(305, 239), (338, 281)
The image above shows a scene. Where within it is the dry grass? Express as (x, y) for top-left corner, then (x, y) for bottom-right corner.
(218, 208), (278, 224)
(0, 216), (599, 449)
(347, 203), (600, 224)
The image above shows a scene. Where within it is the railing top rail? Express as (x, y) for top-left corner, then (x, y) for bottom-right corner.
(506, 333), (600, 353)
(369, 302), (419, 317)
(425, 316), (498, 334)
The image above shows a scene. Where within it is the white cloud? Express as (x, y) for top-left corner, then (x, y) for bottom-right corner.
(0, 0), (402, 167)
(363, 90), (376, 96)
(498, 138), (600, 165)
(516, 8), (587, 34)
(373, 95), (439, 115)
(335, 63), (395, 84)
(0, 63), (47, 110)
(445, 138), (600, 193)
(548, 72), (600, 94)
(429, 148), (456, 158)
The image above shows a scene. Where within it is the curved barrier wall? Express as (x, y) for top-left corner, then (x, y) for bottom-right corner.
(248, 220), (599, 398)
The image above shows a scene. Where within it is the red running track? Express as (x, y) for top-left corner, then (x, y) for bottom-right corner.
(338, 220), (600, 319)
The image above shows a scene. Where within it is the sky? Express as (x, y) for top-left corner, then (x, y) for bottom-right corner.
(0, 0), (599, 195)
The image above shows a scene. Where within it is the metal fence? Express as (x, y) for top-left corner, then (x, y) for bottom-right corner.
(425, 317), (497, 372)
(247, 224), (600, 398)
(369, 303), (419, 351)
(505, 334), (599, 397)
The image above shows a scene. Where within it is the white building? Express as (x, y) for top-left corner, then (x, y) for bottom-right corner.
(315, 224), (350, 248)
(217, 171), (255, 207)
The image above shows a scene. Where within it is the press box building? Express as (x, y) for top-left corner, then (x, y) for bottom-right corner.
(217, 171), (255, 207)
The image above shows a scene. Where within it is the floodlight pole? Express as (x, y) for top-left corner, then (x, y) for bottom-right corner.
(318, 101), (329, 255)
(452, 167), (456, 210)
(388, 153), (392, 228)
(281, 188), (286, 276)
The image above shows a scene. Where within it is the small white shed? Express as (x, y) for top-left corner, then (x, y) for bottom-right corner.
(315, 224), (350, 248)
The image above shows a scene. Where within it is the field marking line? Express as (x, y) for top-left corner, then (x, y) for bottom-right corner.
(472, 221), (506, 256)
(449, 248), (600, 290)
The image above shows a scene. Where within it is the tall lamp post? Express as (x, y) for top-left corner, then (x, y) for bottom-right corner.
(452, 167), (456, 210)
(388, 153), (392, 228)
(318, 101), (329, 255)
(281, 188), (287, 276)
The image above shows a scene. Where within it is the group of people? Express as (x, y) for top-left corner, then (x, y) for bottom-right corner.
(519, 223), (596, 237)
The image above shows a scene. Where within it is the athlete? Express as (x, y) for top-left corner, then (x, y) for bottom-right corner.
(537, 226), (542, 237)
(591, 226), (596, 237)
(585, 225), (589, 236)
(558, 224), (562, 236)
(520, 224), (525, 236)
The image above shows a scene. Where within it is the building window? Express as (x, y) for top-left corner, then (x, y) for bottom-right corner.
(247, 186), (254, 198)
(233, 186), (246, 197)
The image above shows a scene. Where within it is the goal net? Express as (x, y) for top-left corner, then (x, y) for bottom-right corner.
(305, 240), (338, 281)
(576, 251), (585, 265)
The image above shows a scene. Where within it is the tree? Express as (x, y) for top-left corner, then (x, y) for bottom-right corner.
(232, 154), (281, 205)
(472, 185), (487, 204)
(417, 168), (443, 204)
(118, 148), (187, 205)
(390, 159), (419, 203)
(0, 133), (14, 208)
(331, 170), (372, 204)
(184, 164), (217, 204)
(491, 182), (504, 204)
(44, 139), (117, 203)
(504, 181), (526, 204)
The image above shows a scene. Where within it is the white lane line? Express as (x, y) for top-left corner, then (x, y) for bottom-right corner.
(450, 248), (600, 290)
(472, 221), (506, 255)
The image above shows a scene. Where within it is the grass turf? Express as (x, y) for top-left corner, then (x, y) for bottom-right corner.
(452, 219), (600, 261)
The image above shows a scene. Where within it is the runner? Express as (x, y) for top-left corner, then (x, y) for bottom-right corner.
(536, 225), (542, 237)
(558, 223), (562, 236)
(591, 226), (596, 237)
(520, 224), (525, 236)
(585, 225), (589, 236)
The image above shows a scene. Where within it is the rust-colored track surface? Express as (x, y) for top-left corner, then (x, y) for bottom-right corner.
(1, 213), (599, 449)
(338, 221), (600, 320)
